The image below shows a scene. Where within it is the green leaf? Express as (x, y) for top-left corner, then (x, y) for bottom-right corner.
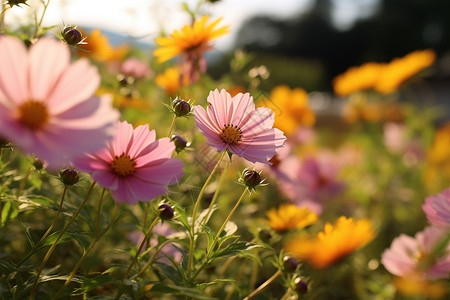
(154, 261), (181, 285)
(17, 217), (35, 248)
(73, 274), (116, 295)
(149, 282), (217, 300)
(212, 242), (260, 259)
(1, 200), (18, 227)
(40, 231), (73, 246)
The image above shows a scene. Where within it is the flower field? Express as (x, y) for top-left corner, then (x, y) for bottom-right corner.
(0, 1), (449, 299)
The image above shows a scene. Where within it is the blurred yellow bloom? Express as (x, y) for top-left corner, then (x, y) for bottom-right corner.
(342, 94), (381, 123)
(155, 67), (189, 95)
(265, 204), (317, 232)
(264, 85), (315, 136)
(375, 49), (436, 94)
(424, 122), (450, 191)
(78, 29), (129, 62)
(394, 276), (448, 299)
(284, 216), (375, 269)
(333, 62), (385, 97)
(153, 15), (230, 63)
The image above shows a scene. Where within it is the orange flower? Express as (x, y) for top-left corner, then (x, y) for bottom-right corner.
(333, 62), (385, 97)
(153, 15), (229, 63)
(394, 276), (448, 299)
(265, 204), (317, 232)
(263, 85), (315, 136)
(78, 29), (129, 62)
(284, 216), (375, 269)
(375, 49), (436, 94)
(155, 67), (189, 95)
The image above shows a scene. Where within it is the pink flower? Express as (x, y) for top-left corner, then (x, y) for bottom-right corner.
(194, 89), (286, 164)
(278, 155), (345, 215)
(73, 121), (185, 204)
(423, 189), (450, 228)
(0, 35), (119, 168)
(381, 226), (450, 280)
(120, 57), (152, 79)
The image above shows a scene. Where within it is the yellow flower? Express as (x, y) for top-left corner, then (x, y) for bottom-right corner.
(265, 204), (317, 232)
(78, 29), (129, 62)
(424, 122), (450, 191)
(394, 276), (448, 299)
(375, 49), (436, 94)
(284, 216), (375, 269)
(263, 85), (315, 136)
(333, 62), (385, 97)
(153, 15), (230, 63)
(155, 67), (189, 95)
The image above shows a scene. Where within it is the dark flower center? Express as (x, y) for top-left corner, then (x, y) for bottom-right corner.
(111, 153), (136, 177)
(17, 100), (49, 130)
(220, 124), (243, 145)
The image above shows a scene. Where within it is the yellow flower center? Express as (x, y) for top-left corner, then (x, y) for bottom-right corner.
(17, 100), (49, 130)
(111, 154), (136, 177)
(220, 124), (243, 145)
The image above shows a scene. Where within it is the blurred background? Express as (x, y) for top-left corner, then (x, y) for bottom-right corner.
(5, 0), (450, 108)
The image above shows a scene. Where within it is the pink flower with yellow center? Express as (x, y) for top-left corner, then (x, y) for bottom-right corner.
(381, 226), (450, 280)
(194, 89), (286, 164)
(0, 35), (119, 168)
(73, 121), (185, 204)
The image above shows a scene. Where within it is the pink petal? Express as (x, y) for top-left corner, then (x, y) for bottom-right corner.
(29, 38), (69, 101)
(0, 35), (28, 104)
(92, 170), (119, 190)
(128, 125), (155, 159)
(135, 158), (185, 185)
(111, 121), (134, 156)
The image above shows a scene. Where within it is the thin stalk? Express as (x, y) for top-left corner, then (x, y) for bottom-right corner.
(135, 239), (172, 278)
(33, 0), (51, 39)
(35, 186), (68, 247)
(30, 181), (96, 300)
(200, 160), (229, 228)
(243, 269), (282, 300)
(187, 151), (226, 275)
(51, 202), (119, 299)
(207, 187), (248, 255)
(95, 188), (107, 236)
(0, 4), (8, 31)
(224, 259), (249, 300)
(17, 166), (33, 199)
(122, 217), (160, 280)
(167, 115), (177, 137)
(280, 287), (292, 300)
(143, 202), (150, 228)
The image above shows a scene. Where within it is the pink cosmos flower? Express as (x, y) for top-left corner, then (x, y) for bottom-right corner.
(381, 226), (450, 280)
(278, 155), (345, 215)
(120, 57), (152, 79)
(423, 189), (450, 228)
(0, 35), (119, 168)
(194, 89), (286, 164)
(73, 121), (185, 204)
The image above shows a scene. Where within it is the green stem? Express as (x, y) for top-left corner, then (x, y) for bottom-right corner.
(280, 287), (292, 300)
(17, 166), (33, 199)
(33, 0), (51, 40)
(243, 269), (282, 300)
(167, 115), (177, 137)
(207, 187), (248, 255)
(143, 202), (150, 228)
(95, 188), (107, 236)
(135, 239), (172, 278)
(29, 181), (96, 300)
(187, 151), (226, 275)
(122, 217), (160, 280)
(200, 160), (229, 228)
(35, 186), (68, 248)
(51, 202), (119, 300)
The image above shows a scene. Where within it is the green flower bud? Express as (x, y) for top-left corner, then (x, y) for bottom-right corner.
(242, 169), (262, 188)
(172, 99), (191, 117)
(60, 168), (80, 186)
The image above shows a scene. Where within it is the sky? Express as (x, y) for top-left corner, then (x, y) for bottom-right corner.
(4, 0), (378, 50)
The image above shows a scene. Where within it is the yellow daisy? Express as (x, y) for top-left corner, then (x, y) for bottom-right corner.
(333, 62), (385, 97)
(264, 85), (315, 136)
(284, 216), (375, 269)
(265, 204), (318, 232)
(155, 67), (189, 95)
(153, 15), (230, 63)
(78, 29), (129, 62)
(375, 49), (436, 94)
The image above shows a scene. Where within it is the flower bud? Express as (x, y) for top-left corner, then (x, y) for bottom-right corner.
(258, 229), (272, 243)
(60, 168), (80, 186)
(7, 0), (28, 7)
(62, 26), (83, 45)
(242, 169), (262, 188)
(294, 278), (308, 294)
(172, 99), (191, 117)
(158, 203), (174, 220)
(33, 158), (44, 170)
(283, 256), (299, 272)
(171, 135), (188, 152)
